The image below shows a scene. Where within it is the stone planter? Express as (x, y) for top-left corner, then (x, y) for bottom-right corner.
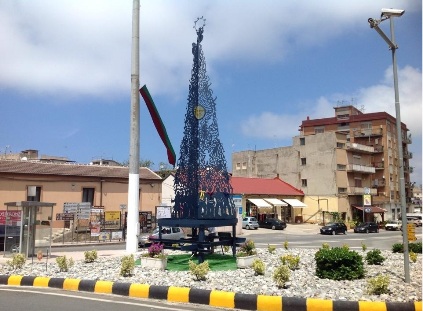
(236, 255), (257, 269)
(141, 257), (167, 270)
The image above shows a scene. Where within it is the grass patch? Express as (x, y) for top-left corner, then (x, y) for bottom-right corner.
(167, 254), (236, 271)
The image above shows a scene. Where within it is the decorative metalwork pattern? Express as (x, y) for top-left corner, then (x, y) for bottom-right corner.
(173, 18), (235, 220)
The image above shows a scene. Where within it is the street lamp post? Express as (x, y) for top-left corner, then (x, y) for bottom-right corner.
(368, 8), (409, 283)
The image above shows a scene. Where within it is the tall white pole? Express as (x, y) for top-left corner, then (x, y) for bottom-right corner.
(126, 0), (140, 253)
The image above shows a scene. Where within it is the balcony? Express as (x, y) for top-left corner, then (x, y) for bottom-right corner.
(404, 151), (413, 159)
(347, 187), (378, 195)
(353, 128), (383, 138)
(404, 166), (414, 174)
(346, 164), (376, 174)
(403, 134), (412, 144)
(372, 179), (386, 187)
(346, 142), (374, 153)
(373, 145), (384, 153)
(372, 162), (384, 170)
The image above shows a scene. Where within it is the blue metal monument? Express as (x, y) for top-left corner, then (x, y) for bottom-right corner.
(157, 18), (243, 261)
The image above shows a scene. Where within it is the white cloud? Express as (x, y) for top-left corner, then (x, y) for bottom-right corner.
(1, 1), (420, 98)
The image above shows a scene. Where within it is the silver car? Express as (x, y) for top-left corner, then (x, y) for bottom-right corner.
(242, 217), (259, 230)
(138, 226), (185, 247)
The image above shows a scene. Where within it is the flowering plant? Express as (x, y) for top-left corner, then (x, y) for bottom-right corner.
(237, 239), (257, 257)
(146, 242), (165, 258)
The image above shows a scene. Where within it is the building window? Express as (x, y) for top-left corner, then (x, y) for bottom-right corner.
(242, 162), (247, 169)
(301, 179), (307, 187)
(236, 162), (241, 170)
(300, 137), (305, 145)
(337, 164), (346, 170)
(361, 122), (372, 129)
(82, 188), (95, 206)
(301, 158), (306, 165)
(314, 127), (324, 134)
(27, 186), (41, 201)
(338, 187), (347, 193)
(337, 142), (345, 148)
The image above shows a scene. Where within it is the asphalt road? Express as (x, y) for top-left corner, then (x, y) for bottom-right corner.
(50, 226), (422, 253)
(248, 227), (422, 250)
(0, 287), (228, 311)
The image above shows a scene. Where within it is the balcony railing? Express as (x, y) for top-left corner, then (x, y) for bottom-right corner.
(372, 179), (386, 187)
(353, 128), (383, 137)
(373, 145), (384, 153)
(347, 187), (378, 195)
(404, 151), (413, 159)
(372, 162), (384, 169)
(346, 142), (374, 153)
(346, 164), (376, 173)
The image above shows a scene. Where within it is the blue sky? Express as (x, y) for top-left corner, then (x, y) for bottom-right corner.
(0, 1), (421, 185)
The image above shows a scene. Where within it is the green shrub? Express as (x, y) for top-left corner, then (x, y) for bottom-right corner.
(392, 243), (403, 253)
(392, 242), (422, 254)
(252, 258), (265, 275)
(237, 240), (256, 257)
(267, 244), (276, 254)
(273, 265), (290, 288)
(365, 249), (385, 265)
(188, 260), (210, 281)
(280, 254), (300, 270)
(409, 242), (422, 253)
(120, 254), (135, 277)
(283, 240), (289, 250)
(223, 245), (230, 253)
(56, 255), (74, 272)
(84, 250), (98, 263)
(315, 247), (364, 280)
(361, 242), (367, 252)
(6, 253), (26, 270)
(367, 275), (390, 295)
(409, 251), (417, 263)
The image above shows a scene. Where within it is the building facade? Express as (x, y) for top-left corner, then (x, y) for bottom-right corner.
(0, 159), (163, 229)
(232, 105), (413, 223)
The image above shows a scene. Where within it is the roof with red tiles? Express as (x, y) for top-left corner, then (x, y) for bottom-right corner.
(230, 176), (304, 196)
(0, 160), (161, 180)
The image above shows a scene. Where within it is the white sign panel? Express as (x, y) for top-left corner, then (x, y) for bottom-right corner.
(156, 206), (171, 219)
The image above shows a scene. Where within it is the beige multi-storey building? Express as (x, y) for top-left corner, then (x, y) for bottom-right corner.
(232, 105), (413, 224)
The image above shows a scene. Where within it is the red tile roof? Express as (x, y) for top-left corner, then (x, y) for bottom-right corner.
(230, 176), (304, 196)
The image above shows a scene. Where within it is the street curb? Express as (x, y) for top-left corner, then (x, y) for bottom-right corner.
(0, 275), (420, 311)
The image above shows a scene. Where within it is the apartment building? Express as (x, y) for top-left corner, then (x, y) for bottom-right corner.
(232, 105), (413, 223)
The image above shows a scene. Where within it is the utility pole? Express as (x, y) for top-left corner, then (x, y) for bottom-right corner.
(126, 0), (140, 253)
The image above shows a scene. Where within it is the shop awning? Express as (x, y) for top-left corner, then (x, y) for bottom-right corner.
(247, 198), (272, 208)
(282, 199), (307, 208)
(353, 205), (386, 213)
(264, 198), (288, 206)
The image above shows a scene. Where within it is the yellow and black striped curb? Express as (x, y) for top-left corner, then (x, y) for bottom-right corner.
(0, 275), (421, 311)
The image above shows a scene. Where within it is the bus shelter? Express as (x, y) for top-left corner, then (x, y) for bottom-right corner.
(2, 201), (55, 258)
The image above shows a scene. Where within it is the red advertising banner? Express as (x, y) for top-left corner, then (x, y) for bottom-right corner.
(0, 210), (22, 225)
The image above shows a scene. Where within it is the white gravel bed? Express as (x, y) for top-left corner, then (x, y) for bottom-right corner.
(1, 248), (421, 303)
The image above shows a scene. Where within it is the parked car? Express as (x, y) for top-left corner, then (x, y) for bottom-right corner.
(354, 222), (379, 233)
(138, 226), (185, 247)
(407, 217), (422, 227)
(320, 222), (347, 235)
(385, 220), (402, 231)
(242, 217), (259, 230)
(259, 218), (287, 230)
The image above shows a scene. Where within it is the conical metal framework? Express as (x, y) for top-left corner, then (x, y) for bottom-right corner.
(173, 19), (235, 221)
